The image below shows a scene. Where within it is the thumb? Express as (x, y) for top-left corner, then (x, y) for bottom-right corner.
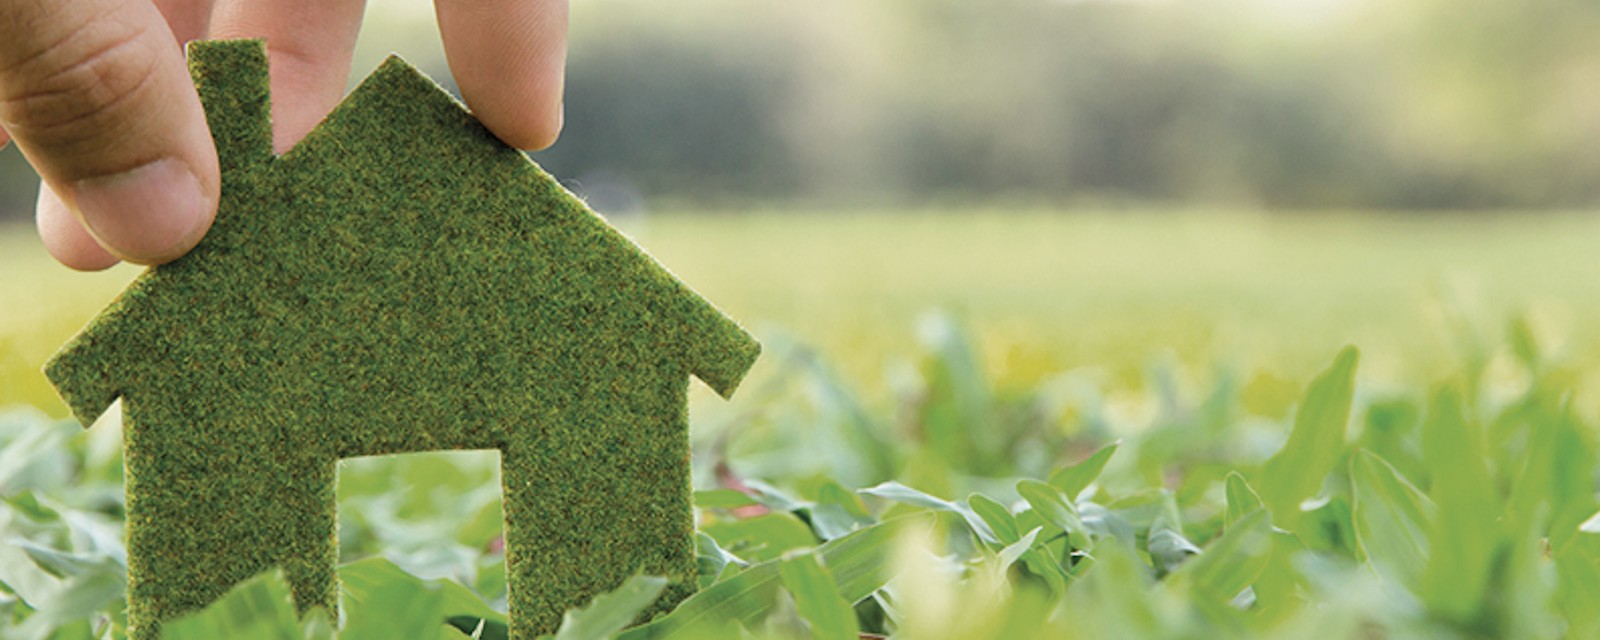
(0, 0), (218, 265)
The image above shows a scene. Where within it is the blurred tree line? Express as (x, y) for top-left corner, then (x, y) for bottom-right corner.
(3, 0), (1599, 218)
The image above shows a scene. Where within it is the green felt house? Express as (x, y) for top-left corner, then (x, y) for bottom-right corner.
(45, 40), (759, 639)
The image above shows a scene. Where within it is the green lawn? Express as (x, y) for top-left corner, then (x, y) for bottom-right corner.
(5, 211), (1600, 638)
(13, 211), (1600, 407)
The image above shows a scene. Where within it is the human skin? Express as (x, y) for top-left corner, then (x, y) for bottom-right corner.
(0, 0), (568, 271)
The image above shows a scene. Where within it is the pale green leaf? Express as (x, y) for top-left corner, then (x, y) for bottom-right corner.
(1350, 449), (1434, 587)
(1257, 346), (1359, 531)
(554, 574), (668, 640)
(1048, 442), (1119, 499)
(779, 552), (858, 640)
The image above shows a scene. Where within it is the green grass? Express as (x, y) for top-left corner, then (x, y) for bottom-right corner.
(7, 211), (1600, 638)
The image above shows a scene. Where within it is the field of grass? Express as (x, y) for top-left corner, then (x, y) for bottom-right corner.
(7, 211), (1600, 638)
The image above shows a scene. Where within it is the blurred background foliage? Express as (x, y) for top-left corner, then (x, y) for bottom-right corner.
(5, 0), (1600, 214)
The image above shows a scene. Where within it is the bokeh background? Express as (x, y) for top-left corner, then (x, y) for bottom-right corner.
(6, 0), (1600, 408)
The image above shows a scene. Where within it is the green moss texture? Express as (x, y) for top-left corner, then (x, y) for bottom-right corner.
(45, 40), (759, 639)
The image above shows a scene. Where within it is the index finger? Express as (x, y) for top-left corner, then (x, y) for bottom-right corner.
(433, 0), (567, 151)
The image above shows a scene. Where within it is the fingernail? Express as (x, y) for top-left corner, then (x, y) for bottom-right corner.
(73, 158), (213, 264)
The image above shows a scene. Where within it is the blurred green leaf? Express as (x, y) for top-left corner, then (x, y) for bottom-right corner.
(1223, 472), (1264, 529)
(1146, 492), (1200, 576)
(914, 313), (999, 474)
(695, 532), (746, 589)
(1555, 533), (1600, 639)
(1016, 480), (1089, 550)
(445, 616), (506, 640)
(342, 557), (502, 640)
(554, 574), (668, 640)
(694, 490), (760, 511)
(966, 493), (1020, 545)
(806, 482), (876, 541)
(1257, 346), (1359, 532)
(859, 482), (996, 544)
(620, 518), (907, 640)
(162, 570), (299, 640)
(1181, 509), (1272, 606)
(778, 552), (858, 640)
(703, 512), (817, 563)
(1048, 442), (1119, 500)
(1419, 386), (1501, 623)
(1349, 449), (1434, 586)
(1508, 314), (1540, 369)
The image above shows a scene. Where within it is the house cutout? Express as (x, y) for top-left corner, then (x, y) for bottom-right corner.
(45, 40), (760, 639)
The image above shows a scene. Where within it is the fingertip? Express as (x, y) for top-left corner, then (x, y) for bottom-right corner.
(70, 157), (217, 265)
(37, 185), (121, 271)
(436, 0), (567, 151)
(0, 0), (221, 264)
(477, 98), (563, 151)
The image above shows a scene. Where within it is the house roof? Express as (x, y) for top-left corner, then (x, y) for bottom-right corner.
(46, 40), (760, 427)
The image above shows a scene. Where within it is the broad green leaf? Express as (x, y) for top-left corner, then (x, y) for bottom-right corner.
(342, 557), (503, 624)
(1016, 480), (1089, 549)
(1180, 509), (1272, 606)
(779, 552), (859, 640)
(1419, 386), (1501, 622)
(1048, 442), (1119, 499)
(1349, 449), (1434, 586)
(620, 517), (909, 640)
(341, 557), (503, 640)
(0, 536), (58, 608)
(161, 570), (300, 640)
(1223, 472), (1264, 529)
(859, 482), (997, 544)
(696, 532), (747, 589)
(998, 527), (1044, 571)
(5, 568), (125, 640)
(446, 616), (507, 640)
(740, 480), (807, 513)
(301, 607), (337, 640)
(1257, 346), (1358, 532)
(966, 493), (1021, 545)
(702, 512), (818, 563)
(914, 313), (1000, 474)
(1078, 502), (1136, 544)
(807, 482), (876, 541)
(1146, 492), (1200, 576)
(341, 566), (446, 640)
(1251, 529), (1310, 623)
(554, 574), (669, 640)
(1509, 399), (1597, 553)
(1556, 534), (1600, 639)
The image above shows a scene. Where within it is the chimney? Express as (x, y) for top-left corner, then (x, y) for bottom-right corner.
(186, 40), (273, 174)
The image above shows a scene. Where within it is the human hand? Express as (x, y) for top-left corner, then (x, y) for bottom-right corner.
(0, 0), (567, 270)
